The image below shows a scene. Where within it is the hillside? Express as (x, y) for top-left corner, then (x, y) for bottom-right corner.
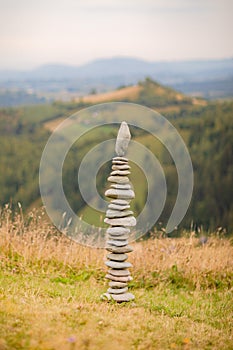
(0, 57), (232, 107)
(0, 79), (232, 232)
(78, 78), (197, 107)
(44, 78), (206, 132)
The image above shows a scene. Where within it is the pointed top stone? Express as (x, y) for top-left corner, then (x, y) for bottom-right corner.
(115, 121), (131, 156)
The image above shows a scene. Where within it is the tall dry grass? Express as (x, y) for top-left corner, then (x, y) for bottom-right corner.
(0, 205), (232, 289)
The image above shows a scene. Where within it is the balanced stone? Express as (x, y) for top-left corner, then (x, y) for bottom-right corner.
(110, 184), (131, 190)
(112, 160), (128, 165)
(104, 216), (136, 226)
(110, 170), (130, 176)
(112, 164), (130, 170)
(107, 240), (128, 247)
(107, 176), (129, 184)
(109, 293), (135, 302)
(105, 274), (133, 282)
(108, 281), (128, 288)
(113, 156), (128, 162)
(107, 253), (128, 261)
(108, 269), (130, 276)
(107, 287), (128, 294)
(106, 245), (133, 253)
(108, 203), (130, 211)
(106, 227), (130, 235)
(115, 122), (131, 157)
(105, 189), (135, 199)
(110, 199), (130, 206)
(108, 235), (129, 241)
(102, 122), (135, 303)
(105, 261), (132, 269)
(106, 209), (133, 218)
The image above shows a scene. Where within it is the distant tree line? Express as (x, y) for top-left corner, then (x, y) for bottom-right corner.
(0, 99), (232, 233)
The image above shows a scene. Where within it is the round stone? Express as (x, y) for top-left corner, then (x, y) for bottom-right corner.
(106, 245), (133, 253)
(107, 176), (129, 184)
(108, 203), (130, 211)
(108, 234), (129, 241)
(112, 164), (130, 170)
(105, 189), (135, 200)
(110, 292), (135, 302)
(111, 199), (130, 206)
(105, 261), (132, 269)
(107, 287), (128, 294)
(112, 161), (128, 165)
(113, 156), (128, 162)
(105, 274), (133, 282)
(110, 184), (131, 190)
(107, 240), (128, 247)
(109, 281), (128, 288)
(106, 227), (130, 235)
(110, 170), (130, 176)
(101, 292), (135, 302)
(107, 253), (128, 261)
(108, 269), (130, 276)
(106, 209), (133, 218)
(104, 216), (136, 227)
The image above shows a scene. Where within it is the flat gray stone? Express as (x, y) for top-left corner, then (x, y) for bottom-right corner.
(107, 287), (128, 294)
(106, 227), (130, 235)
(106, 209), (133, 218)
(105, 274), (133, 282)
(110, 292), (135, 302)
(108, 203), (130, 211)
(113, 157), (128, 162)
(104, 216), (136, 227)
(110, 184), (131, 190)
(108, 235), (129, 241)
(105, 189), (135, 200)
(112, 164), (130, 170)
(110, 170), (130, 176)
(106, 245), (133, 253)
(108, 269), (130, 276)
(110, 199), (130, 206)
(107, 176), (129, 184)
(112, 160), (128, 165)
(107, 253), (128, 261)
(107, 240), (128, 247)
(105, 261), (132, 269)
(108, 281), (128, 288)
(101, 292), (135, 302)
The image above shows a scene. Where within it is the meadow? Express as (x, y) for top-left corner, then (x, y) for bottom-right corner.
(0, 206), (232, 350)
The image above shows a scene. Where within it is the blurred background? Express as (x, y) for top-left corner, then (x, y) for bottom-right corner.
(0, 0), (232, 234)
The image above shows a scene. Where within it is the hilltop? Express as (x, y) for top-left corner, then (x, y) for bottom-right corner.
(0, 77), (232, 232)
(78, 78), (196, 107)
(44, 78), (205, 131)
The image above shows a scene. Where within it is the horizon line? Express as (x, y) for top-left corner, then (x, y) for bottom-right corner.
(0, 55), (232, 71)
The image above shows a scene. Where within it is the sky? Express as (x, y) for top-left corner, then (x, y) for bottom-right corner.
(0, 0), (233, 70)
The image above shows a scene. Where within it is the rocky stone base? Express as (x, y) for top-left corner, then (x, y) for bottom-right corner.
(102, 156), (136, 302)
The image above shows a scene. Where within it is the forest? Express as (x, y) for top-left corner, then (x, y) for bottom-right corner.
(0, 78), (232, 233)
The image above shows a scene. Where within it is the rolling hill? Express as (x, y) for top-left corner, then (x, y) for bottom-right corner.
(44, 78), (206, 131)
(0, 77), (232, 232)
(0, 57), (232, 107)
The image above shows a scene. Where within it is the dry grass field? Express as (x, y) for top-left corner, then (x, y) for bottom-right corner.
(0, 206), (232, 350)
(80, 85), (142, 104)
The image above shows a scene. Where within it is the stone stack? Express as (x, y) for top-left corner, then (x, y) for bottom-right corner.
(101, 122), (136, 302)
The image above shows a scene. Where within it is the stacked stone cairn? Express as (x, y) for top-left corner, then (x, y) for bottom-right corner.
(101, 121), (136, 302)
